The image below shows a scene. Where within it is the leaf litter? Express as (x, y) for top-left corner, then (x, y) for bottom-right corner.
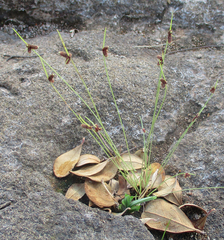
(53, 140), (214, 237)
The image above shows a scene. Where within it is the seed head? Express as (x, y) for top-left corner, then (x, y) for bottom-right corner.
(157, 55), (163, 66)
(160, 78), (167, 88)
(192, 113), (199, 122)
(95, 124), (102, 132)
(48, 74), (55, 83)
(184, 173), (191, 178)
(102, 46), (109, 57)
(210, 87), (215, 94)
(81, 124), (92, 130)
(168, 30), (172, 44)
(142, 128), (146, 133)
(59, 51), (72, 64)
(27, 44), (39, 53)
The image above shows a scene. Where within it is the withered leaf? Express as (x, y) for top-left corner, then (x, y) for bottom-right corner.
(148, 163), (165, 182)
(126, 169), (142, 188)
(115, 175), (130, 201)
(53, 138), (84, 178)
(134, 148), (148, 161)
(76, 154), (101, 167)
(65, 183), (85, 201)
(154, 175), (182, 205)
(109, 179), (119, 193)
(70, 159), (108, 177)
(139, 163), (165, 189)
(85, 179), (116, 208)
(179, 203), (215, 230)
(141, 199), (205, 234)
(87, 158), (118, 182)
(118, 153), (144, 171)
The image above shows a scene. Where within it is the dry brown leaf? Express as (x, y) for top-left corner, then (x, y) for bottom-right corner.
(53, 138), (84, 178)
(85, 179), (116, 208)
(70, 159), (108, 177)
(144, 168), (163, 189)
(134, 148), (148, 162)
(65, 183), (85, 201)
(136, 163), (165, 189)
(126, 169), (142, 188)
(118, 153), (144, 171)
(155, 175), (182, 205)
(76, 154), (101, 167)
(126, 163), (164, 190)
(87, 158), (118, 182)
(180, 204), (215, 230)
(148, 163), (165, 181)
(109, 179), (119, 192)
(115, 175), (130, 201)
(141, 199), (205, 234)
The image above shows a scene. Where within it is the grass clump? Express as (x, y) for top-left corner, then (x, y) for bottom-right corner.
(13, 12), (223, 237)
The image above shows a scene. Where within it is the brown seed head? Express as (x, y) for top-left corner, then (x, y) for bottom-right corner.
(184, 173), (191, 178)
(81, 124), (92, 130)
(27, 44), (39, 53)
(192, 113), (199, 122)
(168, 30), (172, 44)
(95, 124), (102, 132)
(102, 46), (109, 57)
(160, 78), (167, 88)
(210, 87), (215, 94)
(142, 128), (146, 133)
(59, 51), (72, 64)
(48, 74), (55, 83)
(157, 55), (163, 66)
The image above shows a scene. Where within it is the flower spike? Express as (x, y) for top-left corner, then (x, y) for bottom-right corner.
(59, 51), (72, 64)
(48, 74), (55, 83)
(102, 46), (109, 57)
(27, 44), (39, 53)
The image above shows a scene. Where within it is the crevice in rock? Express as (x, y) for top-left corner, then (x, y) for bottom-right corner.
(0, 9), (40, 26)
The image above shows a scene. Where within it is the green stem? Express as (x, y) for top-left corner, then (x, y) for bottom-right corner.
(130, 196), (157, 207)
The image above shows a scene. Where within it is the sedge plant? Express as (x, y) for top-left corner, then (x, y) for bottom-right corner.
(13, 12), (221, 208)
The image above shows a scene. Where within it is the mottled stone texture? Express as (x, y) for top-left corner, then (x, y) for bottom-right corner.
(1, 1), (224, 240)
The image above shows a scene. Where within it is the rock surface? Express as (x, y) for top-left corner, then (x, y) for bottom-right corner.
(1, 1), (224, 240)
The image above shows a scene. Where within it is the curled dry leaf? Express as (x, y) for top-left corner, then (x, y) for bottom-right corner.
(85, 179), (116, 208)
(148, 163), (165, 181)
(115, 175), (130, 201)
(141, 163), (165, 189)
(126, 170), (142, 188)
(65, 183), (85, 201)
(70, 159), (108, 177)
(53, 138), (84, 178)
(118, 153), (144, 171)
(109, 179), (119, 193)
(154, 175), (182, 205)
(76, 154), (101, 167)
(179, 203), (215, 230)
(87, 158), (118, 182)
(140, 218), (158, 224)
(141, 199), (205, 234)
(134, 148), (148, 161)
(134, 163), (165, 189)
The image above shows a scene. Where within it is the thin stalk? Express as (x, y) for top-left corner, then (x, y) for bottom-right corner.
(145, 13), (173, 162)
(102, 28), (131, 157)
(57, 30), (118, 155)
(161, 219), (171, 240)
(162, 79), (219, 167)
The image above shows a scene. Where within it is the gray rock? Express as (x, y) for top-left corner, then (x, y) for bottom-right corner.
(1, 5), (224, 240)
(0, 0), (223, 34)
